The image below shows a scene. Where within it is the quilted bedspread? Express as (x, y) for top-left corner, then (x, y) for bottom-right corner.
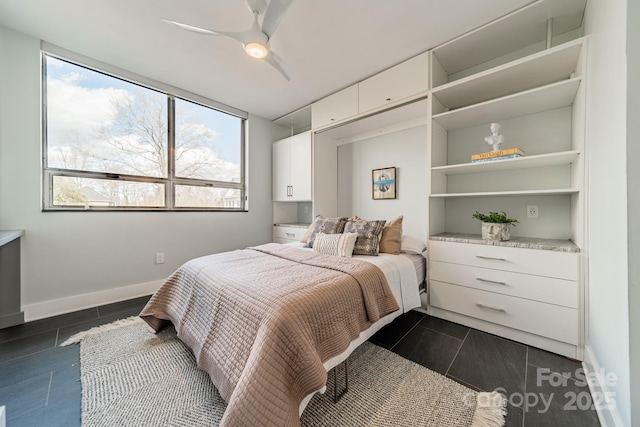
(140, 243), (399, 427)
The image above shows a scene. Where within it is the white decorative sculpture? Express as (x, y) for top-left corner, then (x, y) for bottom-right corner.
(484, 122), (504, 152)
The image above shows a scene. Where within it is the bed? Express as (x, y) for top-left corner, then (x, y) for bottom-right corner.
(140, 238), (424, 427)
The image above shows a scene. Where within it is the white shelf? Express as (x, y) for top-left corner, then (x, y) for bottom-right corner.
(432, 39), (584, 110)
(432, 78), (581, 131)
(432, 0), (586, 76)
(430, 188), (580, 198)
(273, 105), (312, 134)
(432, 151), (580, 175)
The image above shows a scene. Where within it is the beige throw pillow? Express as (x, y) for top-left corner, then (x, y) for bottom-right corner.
(379, 215), (403, 254)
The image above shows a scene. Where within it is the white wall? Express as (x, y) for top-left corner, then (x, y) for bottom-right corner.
(583, 0), (630, 425)
(626, 0), (640, 424)
(0, 26), (277, 319)
(337, 125), (428, 241)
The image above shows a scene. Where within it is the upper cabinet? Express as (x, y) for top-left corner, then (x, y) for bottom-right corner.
(358, 52), (429, 113)
(272, 131), (312, 202)
(310, 52), (429, 131)
(311, 85), (358, 129)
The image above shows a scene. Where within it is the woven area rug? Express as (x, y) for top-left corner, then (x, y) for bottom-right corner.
(63, 317), (505, 427)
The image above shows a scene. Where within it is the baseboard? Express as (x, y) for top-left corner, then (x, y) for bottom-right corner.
(583, 344), (626, 427)
(23, 279), (164, 322)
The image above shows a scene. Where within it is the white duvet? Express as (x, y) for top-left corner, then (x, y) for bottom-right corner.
(285, 242), (422, 413)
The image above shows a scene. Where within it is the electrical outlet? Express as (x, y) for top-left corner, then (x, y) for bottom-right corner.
(527, 205), (539, 219)
(156, 252), (165, 264)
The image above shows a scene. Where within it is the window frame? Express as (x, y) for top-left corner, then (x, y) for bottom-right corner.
(41, 48), (248, 212)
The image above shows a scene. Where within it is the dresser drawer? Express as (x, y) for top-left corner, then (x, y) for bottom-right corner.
(430, 261), (577, 308)
(428, 240), (578, 280)
(273, 226), (307, 242)
(430, 281), (578, 344)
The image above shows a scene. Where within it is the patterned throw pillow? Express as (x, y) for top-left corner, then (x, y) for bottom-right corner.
(343, 219), (386, 256)
(304, 215), (348, 248)
(379, 215), (403, 255)
(313, 233), (358, 258)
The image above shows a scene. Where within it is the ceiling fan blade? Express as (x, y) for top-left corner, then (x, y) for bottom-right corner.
(162, 19), (220, 36)
(264, 50), (291, 81)
(163, 19), (248, 44)
(261, 0), (294, 38)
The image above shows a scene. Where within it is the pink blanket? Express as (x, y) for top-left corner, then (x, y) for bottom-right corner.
(140, 243), (399, 426)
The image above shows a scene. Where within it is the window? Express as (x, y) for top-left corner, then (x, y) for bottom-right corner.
(42, 53), (246, 211)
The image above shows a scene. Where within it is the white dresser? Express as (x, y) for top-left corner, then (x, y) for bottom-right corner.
(273, 223), (309, 244)
(428, 236), (581, 359)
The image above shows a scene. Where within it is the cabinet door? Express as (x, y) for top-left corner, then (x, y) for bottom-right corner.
(311, 85), (358, 129)
(272, 137), (290, 201)
(289, 132), (312, 201)
(359, 52), (429, 113)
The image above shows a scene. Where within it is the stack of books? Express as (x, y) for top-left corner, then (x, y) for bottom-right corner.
(471, 148), (525, 163)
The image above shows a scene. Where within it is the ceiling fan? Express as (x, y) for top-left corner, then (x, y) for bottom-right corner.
(164, 0), (294, 81)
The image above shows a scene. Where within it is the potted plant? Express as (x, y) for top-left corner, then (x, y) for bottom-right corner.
(472, 211), (519, 241)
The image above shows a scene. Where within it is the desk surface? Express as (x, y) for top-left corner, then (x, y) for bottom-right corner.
(0, 230), (24, 247)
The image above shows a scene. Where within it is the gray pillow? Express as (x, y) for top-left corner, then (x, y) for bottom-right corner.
(343, 219), (386, 256)
(304, 215), (348, 248)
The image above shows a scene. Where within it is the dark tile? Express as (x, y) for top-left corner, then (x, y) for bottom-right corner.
(97, 295), (152, 318)
(0, 308), (98, 344)
(10, 393), (81, 427)
(448, 330), (527, 400)
(446, 374), (483, 392)
(48, 363), (81, 405)
(0, 330), (57, 365)
(0, 344), (78, 388)
(418, 315), (470, 340)
(391, 325), (462, 375)
(523, 364), (600, 426)
(528, 346), (584, 382)
(505, 403), (524, 427)
(369, 309), (425, 349)
(0, 372), (50, 421)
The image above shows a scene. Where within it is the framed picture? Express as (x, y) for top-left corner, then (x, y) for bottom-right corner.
(372, 167), (397, 200)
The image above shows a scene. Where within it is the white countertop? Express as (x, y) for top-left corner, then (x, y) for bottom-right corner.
(430, 232), (580, 252)
(0, 230), (25, 247)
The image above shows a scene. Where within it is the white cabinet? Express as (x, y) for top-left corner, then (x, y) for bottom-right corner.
(310, 53), (429, 131)
(311, 85), (358, 129)
(272, 131), (311, 202)
(358, 52), (429, 113)
(428, 240), (581, 358)
(273, 224), (308, 244)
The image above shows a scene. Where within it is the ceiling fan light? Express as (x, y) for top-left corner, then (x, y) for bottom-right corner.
(244, 42), (268, 59)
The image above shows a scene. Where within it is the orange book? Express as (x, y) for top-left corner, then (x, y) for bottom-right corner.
(471, 148), (525, 160)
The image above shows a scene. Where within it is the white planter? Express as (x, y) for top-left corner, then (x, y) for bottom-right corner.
(481, 222), (511, 241)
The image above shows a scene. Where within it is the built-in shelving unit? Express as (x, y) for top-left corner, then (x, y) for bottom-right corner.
(428, 34), (587, 243)
(425, 1), (587, 359)
(271, 0), (589, 359)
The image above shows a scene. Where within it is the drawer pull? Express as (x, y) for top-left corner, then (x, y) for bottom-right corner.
(476, 255), (506, 261)
(285, 233), (295, 237)
(476, 277), (507, 286)
(476, 303), (506, 313)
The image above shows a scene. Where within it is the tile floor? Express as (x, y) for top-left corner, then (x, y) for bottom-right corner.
(0, 298), (600, 426)
(370, 310), (601, 427)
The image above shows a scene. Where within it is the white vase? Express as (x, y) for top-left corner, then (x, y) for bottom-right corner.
(481, 222), (511, 241)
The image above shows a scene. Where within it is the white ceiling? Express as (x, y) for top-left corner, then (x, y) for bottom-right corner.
(0, 0), (585, 121)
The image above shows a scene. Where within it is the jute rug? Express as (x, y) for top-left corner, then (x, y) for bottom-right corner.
(63, 317), (505, 426)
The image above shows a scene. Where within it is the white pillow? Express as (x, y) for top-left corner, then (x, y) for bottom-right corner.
(400, 235), (427, 255)
(313, 232), (358, 258)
